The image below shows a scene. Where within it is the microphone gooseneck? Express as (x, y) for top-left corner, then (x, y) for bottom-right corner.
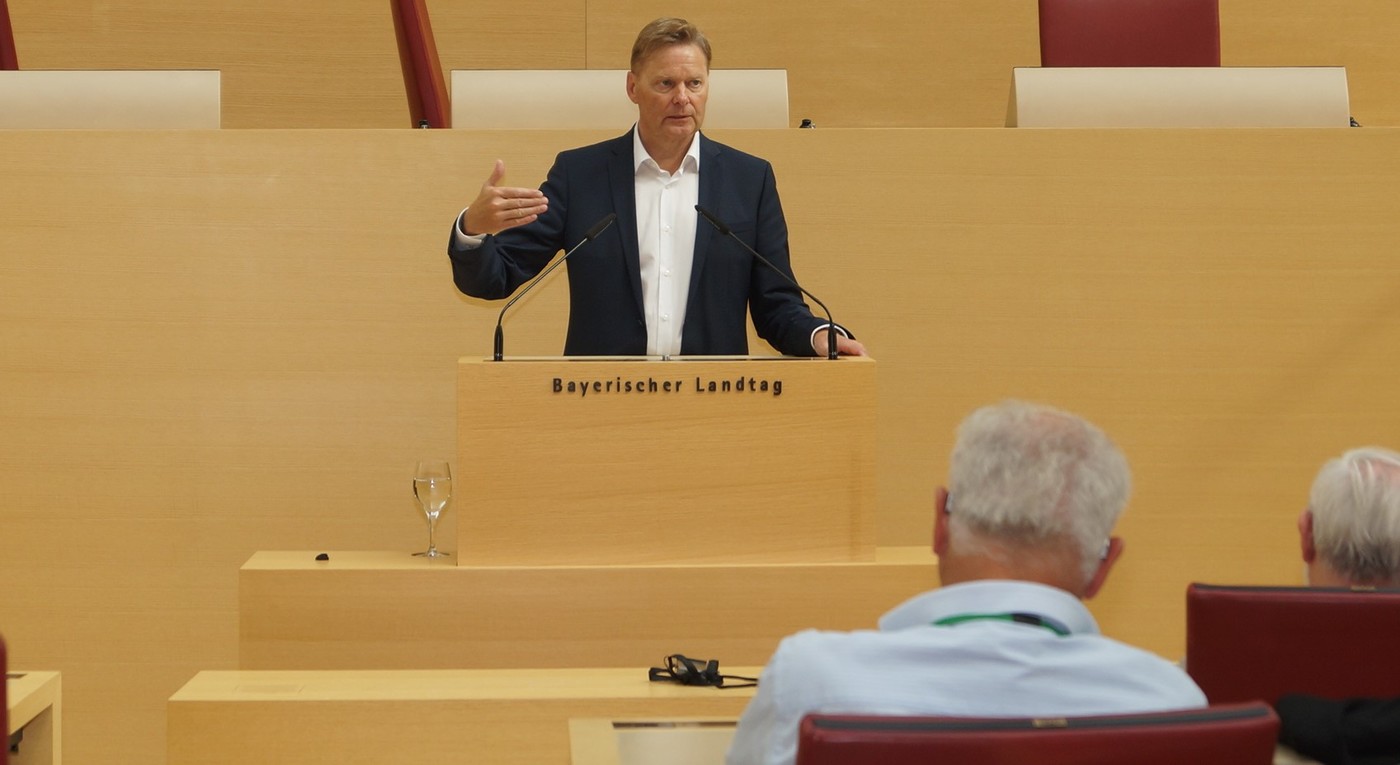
(694, 205), (839, 359)
(492, 212), (618, 361)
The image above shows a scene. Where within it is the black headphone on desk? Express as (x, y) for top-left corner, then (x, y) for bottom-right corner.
(648, 654), (757, 689)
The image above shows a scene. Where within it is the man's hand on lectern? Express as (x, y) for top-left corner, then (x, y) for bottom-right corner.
(813, 329), (867, 357)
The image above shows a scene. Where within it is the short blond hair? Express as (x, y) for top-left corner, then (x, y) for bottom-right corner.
(630, 17), (712, 72)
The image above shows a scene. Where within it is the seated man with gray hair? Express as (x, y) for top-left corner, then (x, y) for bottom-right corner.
(726, 399), (1205, 765)
(1297, 446), (1400, 588)
(1276, 447), (1400, 765)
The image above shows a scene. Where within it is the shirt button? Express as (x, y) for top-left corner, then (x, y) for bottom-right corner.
(661, 314), (671, 322)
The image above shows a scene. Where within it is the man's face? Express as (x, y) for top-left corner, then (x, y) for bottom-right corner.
(626, 43), (709, 150)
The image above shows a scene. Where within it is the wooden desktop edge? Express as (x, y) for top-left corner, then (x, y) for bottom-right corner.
(569, 717), (741, 765)
(239, 546), (932, 570)
(6, 671), (60, 736)
(6, 670), (62, 765)
(170, 667), (765, 702)
(459, 355), (876, 362)
(1005, 66), (1351, 128)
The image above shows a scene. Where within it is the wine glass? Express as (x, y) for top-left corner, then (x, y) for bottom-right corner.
(411, 460), (452, 558)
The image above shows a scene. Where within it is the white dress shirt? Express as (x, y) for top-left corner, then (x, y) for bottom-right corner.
(632, 127), (700, 356)
(725, 579), (1208, 765)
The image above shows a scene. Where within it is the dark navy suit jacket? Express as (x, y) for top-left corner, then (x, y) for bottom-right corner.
(448, 131), (830, 356)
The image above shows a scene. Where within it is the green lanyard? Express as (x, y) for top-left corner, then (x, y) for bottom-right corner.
(932, 612), (1072, 637)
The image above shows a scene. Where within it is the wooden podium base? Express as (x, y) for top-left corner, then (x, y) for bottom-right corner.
(239, 548), (937, 670)
(457, 356), (877, 565)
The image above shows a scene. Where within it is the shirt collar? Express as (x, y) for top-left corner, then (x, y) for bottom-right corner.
(631, 124), (701, 176)
(878, 580), (1101, 636)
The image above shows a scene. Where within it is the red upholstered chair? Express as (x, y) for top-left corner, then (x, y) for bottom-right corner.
(1, 0), (19, 70)
(795, 704), (1279, 765)
(391, 0), (450, 127)
(1186, 583), (1400, 706)
(1037, 0), (1220, 67)
(2, 633), (7, 765)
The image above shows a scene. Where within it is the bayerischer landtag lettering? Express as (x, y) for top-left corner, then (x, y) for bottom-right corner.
(549, 376), (784, 397)
(694, 376), (783, 397)
(551, 377), (685, 397)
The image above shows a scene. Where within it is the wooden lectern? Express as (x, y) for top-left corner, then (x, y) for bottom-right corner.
(237, 356), (909, 672)
(456, 356), (876, 565)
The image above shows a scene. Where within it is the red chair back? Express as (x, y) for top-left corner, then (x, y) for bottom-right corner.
(391, 0), (450, 127)
(1038, 0), (1220, 67)
(2, 633), (7, 765)
(1, 0), (19, 70)
(1186, 582), (1400, 705)
(796, 704), (1278, 765)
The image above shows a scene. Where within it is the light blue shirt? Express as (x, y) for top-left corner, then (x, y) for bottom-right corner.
(726, 579), (1207, 765)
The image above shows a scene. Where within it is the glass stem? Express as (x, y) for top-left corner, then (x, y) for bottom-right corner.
(427, 518), (437, 554)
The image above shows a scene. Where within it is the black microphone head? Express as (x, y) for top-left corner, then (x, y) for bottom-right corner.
(584, 212), (618, 240)
(694, 205), (731, 236)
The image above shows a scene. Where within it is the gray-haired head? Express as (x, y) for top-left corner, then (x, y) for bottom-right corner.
(1308, 447), (1400, 586)
(947, 400), (1131, 581)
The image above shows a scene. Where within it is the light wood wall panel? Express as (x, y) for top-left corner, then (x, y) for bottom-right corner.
(591, 0), (1400, 127)
(6, 0), (582, 127)
(7, 1), (1400, 127)
(585, 0), (1041, 127)
(431, 3), (587, 96)
(1224, 0), (1400, 128)
(2, 127), (1399, 762)
(0, 129), (488, 765)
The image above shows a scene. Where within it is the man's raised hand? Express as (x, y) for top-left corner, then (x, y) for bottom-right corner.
(460, 160), (548, 236)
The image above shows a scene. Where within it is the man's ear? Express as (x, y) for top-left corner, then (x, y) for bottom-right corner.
(1082, 536), (1124, 599)
(933, 487), (950, 557)
(625, 71), (640, 105)
(1298, 509), (1317, 563)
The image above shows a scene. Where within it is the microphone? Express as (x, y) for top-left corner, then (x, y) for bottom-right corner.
(493, 212), (618, 361)
(695, 205), (839, 359)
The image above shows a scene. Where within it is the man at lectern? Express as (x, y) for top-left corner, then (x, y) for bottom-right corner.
(447, 17), (864, 358)
(726, 399), (1205, 765)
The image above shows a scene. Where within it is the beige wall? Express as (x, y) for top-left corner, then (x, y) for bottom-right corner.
(2, 127), (1399, 762)
(6, 1), (1400, 126)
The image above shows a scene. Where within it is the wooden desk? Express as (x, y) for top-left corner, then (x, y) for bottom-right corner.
(6, 672), (61, 765)
(167, 668), (757, 765)
(239, 548), (937, 670)
(570, 718), (737, 765)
